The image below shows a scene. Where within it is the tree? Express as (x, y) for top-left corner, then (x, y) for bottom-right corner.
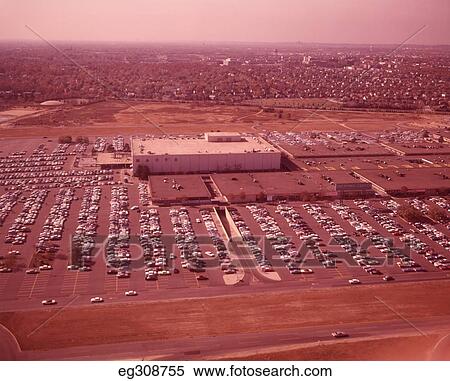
(76, 136), (89, 144)
(58, 135), (72, 144)
(398, 205), (423, 223)
(135, 165), (150, 180)
(428, 205), (448, 223)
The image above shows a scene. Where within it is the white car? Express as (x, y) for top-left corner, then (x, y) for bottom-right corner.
(90, 296), (104, 303)
(348, 278), (361, 285)
(41, 299), (57, 305)
(125, 290), (138, 296)
(39, 264), (53, 271)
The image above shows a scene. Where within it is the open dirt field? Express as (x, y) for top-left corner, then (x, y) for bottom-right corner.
(1, 101), (447, 139)
(0, 107), (43, 123)
(1, 280), (450, 352)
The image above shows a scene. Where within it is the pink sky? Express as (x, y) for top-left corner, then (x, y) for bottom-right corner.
(1, 0), (449, 44)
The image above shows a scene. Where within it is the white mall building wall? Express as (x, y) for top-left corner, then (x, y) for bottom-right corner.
(133, 152), (280, 174)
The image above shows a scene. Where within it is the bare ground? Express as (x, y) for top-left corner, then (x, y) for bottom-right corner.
(0, 101), (447, 138)
(1, 280), (450, 352)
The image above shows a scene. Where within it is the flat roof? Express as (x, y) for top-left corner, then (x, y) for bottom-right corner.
(149, 175), (212, 200)
(205, 132), (241, 137)
(132, 136), (278, 155)
(356, 167), (450, 192)
(96, 152), (132, 165)
(381, 142), (450, 155)
(212, 170), (367, 197)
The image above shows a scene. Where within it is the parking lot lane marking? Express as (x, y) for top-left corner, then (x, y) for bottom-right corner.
(72, 271), (79, 296)
(374, 296), (431, 338)
(334, 267), (344, 279)
(28, 274), (39, 299)
(27, 295), (79, 338)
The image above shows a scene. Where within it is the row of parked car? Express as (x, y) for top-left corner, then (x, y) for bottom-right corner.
(330, 202), (394, 276)
(304, 203), (383, 275)
(112, 136), (125, 151)
(359, 200), (440, 271)
(429, 196), (450, 230)
(200, 209), (235, 274)
(170, 208), (206, 274)
(0, 190), (20, 227)
(105, 186), (131, 277)
(93, 137), (107, 152)
(384, 199), (450, 270)
(0, 164), (64, 174)
(405, 198), (450, 251)
(228, 207), (273, 272)
(138, 183), (150, 206)
(246, 204), (304, 274)
(2, 173), (115, 189)
(73, 143), (88, 155)
(5, 190), (48, 245)
(1, 168), (111, 178)
(36, 188), (74, 249)
(430, 196), (450, 213)
(275, 203), (322, 271)
(72, 187), (102, 270)
(140, 208), (170, 281)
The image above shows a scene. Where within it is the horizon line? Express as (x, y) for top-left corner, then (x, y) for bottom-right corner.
(0, 38), (449, 48)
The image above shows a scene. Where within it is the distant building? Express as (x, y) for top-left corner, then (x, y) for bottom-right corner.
(131, 133), (281, 176)
(335, 182), (374, 198)
(40, 100), (64, 106)
(97, 152), (132, 169)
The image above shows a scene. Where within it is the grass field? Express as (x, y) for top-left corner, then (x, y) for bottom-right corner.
(1, 280), (450, 352)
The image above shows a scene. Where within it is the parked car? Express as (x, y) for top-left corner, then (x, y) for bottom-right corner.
(41, 299), (57, 305)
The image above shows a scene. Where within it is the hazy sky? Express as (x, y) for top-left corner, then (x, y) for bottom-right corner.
(1, 0), (449, 44)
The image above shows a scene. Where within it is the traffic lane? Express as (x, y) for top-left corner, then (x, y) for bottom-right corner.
(21, 316), (450, 360)
(2, 268), (450, 313)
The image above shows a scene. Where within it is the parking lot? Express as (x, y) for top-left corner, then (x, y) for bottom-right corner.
(0, 137), (449, 309)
